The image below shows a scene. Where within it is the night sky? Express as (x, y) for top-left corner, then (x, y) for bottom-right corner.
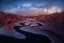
(0, 0), (64, 16)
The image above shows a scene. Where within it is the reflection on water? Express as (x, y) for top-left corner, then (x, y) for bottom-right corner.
(0, 28), (51, 43)
(0, 21), (64, 43)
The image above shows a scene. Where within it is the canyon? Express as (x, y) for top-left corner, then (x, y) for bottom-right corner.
(0, 12), (64, 37)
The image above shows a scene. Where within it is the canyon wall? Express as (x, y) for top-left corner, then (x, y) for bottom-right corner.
(0, 12), (64, 36)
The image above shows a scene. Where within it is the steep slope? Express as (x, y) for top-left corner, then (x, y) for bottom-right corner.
(0, 11), (64, 36)
(0, 12), (23, 31)
(37, 12), (64, 37)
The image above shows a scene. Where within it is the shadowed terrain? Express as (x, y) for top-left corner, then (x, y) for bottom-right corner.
(0, 11), (64, 38)
(0, 11), (64, 43)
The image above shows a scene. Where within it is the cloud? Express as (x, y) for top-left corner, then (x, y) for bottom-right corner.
(0, 0), (63, 16)
(3, 5), (62, 16)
